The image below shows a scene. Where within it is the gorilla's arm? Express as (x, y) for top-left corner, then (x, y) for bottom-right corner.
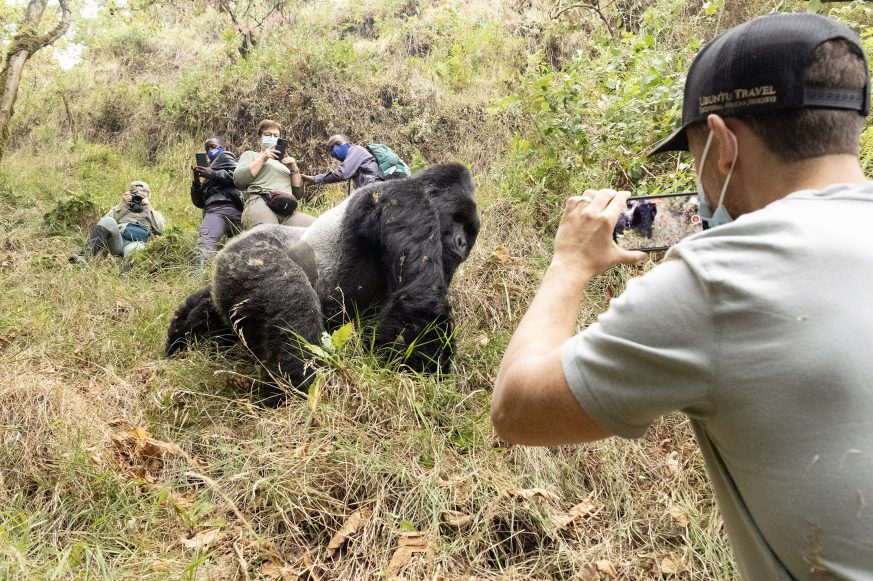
(343, 187), (454, 372)
(165, 286), (237, 356)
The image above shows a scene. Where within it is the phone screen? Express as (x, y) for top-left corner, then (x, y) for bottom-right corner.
(195, 152), (209, 167)
(275, 138), (289, 160)
(614, 193), (703, 252)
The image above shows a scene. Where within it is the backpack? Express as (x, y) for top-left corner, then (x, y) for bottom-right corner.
(365, 143), (411, 178)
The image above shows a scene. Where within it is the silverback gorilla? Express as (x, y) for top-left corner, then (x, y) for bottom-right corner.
(166, 163), (480, 390)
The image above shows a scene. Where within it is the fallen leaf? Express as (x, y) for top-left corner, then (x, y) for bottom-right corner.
(553, 499), (600, 529)
(292, 443), (310, 458)
(148, 561), (170, 573)
(667, 504), (689, 528)
(181, 528), (222, 551)
(513, 488), (560, 502)
(490, 246), (511, 264)
(665, 451), (680, 476)
(141, 438), (185, 459)
(476, 335), (490, 347)
(260, 561), (305, 580)
(576, 563), (598, 581)
(169, 491), (198, 509)
(326, 508), (372, 557)
(440, 510), (472, 528)
(260, 563), (283, 578)
(386, 532), (428, 575)
(131, 426), (151, 440)
(596, 559), (617, 577)
(84, 445), (103, 466)
(437, 477), (466, 490)
(657, 555), (689, 574)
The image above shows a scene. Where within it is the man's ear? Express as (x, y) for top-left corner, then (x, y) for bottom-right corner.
(707, 114), (738, 176)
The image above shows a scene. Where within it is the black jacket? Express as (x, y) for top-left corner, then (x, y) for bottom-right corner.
(191, 151), (243, 211)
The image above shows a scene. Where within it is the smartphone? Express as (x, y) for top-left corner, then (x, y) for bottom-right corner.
(274, 138), (289, 161)
(195, 152), (209, 167)
(614, 192), (703, 252)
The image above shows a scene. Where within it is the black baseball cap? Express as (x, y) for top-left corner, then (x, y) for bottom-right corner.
(649, 13), (870, 155)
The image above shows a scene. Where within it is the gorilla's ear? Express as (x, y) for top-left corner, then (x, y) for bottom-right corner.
(415, 163), (474, 198)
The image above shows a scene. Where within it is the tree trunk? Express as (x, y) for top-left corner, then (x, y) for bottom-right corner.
(0, 0), (72, 161)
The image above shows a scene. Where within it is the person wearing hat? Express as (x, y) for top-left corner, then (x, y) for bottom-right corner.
(69, 180), (166, 268)
(491, 13), (872, 579)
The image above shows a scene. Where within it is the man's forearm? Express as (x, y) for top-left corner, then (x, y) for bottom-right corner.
(498, 260), (593, 380)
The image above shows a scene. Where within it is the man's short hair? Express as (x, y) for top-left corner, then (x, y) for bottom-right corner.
(257, 119), (283, 136)
(737, 39), (867, 161)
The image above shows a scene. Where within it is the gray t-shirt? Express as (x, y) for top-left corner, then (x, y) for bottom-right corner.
(561, 182), (873, 580)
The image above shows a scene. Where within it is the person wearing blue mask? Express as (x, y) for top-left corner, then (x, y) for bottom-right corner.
(300, 134), (382, 192)
(233, 119), (315, 229)
(492, 13), (873, 580)
(191, 136), (244, 267)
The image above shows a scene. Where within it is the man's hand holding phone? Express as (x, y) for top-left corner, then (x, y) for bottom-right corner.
(552, 189), (646, 278)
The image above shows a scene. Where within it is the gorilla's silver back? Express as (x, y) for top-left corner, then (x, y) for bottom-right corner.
(300, 197), (350, 298)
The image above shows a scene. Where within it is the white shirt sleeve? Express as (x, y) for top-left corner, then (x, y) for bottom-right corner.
(560, 257), (715, 438)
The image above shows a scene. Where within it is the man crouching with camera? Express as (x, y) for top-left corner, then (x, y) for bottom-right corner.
(69, 180), (166, 271)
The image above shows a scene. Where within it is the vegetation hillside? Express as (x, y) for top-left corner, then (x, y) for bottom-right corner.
(2, 0), (872, 578)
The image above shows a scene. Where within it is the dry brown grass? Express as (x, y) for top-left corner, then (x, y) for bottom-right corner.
(0, 169), (736, 579)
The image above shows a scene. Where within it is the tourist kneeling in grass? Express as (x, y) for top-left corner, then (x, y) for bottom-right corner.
(69, 180), (165, 270)
(491, 13), (873, 580)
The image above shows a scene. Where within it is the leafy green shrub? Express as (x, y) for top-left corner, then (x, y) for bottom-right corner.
(42, 193), (100, 235)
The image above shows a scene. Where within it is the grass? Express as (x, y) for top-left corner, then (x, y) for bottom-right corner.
(2, 0), (808, 575)
(0, 150), (736, 579)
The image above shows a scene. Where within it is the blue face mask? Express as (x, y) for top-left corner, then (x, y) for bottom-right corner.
(331, 143), (350, 161)
(695, 129), (738, 228)
(206, 146), (223, 162)
(261, 135), (279, 150)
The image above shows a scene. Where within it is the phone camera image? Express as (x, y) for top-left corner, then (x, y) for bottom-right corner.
(275, 138), (289, 159)
(614, 193), (702, 252)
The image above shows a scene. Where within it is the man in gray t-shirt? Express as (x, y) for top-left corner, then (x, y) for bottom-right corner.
(491, 14), (873, 580)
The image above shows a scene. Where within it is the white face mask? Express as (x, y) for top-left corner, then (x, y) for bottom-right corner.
(695, 129), (738, 228)
(261, 135), (278, 150)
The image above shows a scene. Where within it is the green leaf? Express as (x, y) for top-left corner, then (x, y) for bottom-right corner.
(331, 322), (354, 350)
(806, 0), (821, 14)
(307, 343), (329, 358)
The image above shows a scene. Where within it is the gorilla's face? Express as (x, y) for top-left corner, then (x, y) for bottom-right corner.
(429, 171), (479, 283)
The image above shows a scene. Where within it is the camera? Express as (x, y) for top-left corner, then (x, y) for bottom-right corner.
(131, 193), (144, 204)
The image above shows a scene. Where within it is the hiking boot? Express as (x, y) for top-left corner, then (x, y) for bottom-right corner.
(81, 225), (112, 259)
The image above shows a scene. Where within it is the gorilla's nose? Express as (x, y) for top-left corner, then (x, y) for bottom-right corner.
(455, 234), (468, 253)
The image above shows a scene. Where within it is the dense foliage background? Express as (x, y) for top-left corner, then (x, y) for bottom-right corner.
(2, 0), (872, 578)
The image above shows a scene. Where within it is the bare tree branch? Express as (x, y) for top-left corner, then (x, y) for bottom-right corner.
(552, 1), (618, 39)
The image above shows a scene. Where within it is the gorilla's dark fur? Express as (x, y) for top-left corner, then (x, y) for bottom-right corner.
(166, 163), (480, 388)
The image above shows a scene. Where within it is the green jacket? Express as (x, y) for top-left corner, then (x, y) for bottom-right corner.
(106, 203), (166, 236)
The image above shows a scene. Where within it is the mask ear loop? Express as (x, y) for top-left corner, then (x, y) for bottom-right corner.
(715, 131), (739, 209)
(698, 130), (715, 178)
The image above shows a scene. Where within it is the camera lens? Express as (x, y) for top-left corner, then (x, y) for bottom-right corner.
(131, 194), (143, 203)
